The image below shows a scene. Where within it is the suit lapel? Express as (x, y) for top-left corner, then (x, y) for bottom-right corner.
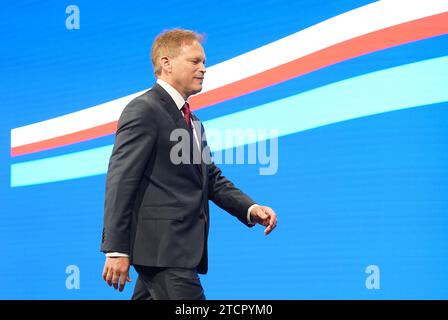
(191, 113), (207, 180)
(152, 83), (189, 131)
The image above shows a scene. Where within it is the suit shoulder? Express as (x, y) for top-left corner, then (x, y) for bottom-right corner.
(117, 90), (163, 130)
(120, 90), (164, 120)
(124, 89), (162, 114)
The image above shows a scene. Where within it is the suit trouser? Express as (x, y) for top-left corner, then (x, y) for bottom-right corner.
(131, 265), (206, 300)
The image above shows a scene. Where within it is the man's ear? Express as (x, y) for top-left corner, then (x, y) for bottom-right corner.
(160, 56), (171, 74)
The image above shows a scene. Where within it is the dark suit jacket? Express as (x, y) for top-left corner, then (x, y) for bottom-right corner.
(100, 83), (256, 274)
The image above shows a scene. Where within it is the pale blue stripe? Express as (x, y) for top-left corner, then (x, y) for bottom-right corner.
(11, 145), (113, 187)
(204, 56), (448, 151)
(10, 56), (448, 187)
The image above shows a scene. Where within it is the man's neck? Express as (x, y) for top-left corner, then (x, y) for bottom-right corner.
(157, 76), (187, 100)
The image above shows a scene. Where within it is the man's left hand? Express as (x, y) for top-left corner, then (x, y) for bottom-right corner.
(250, 206), (278, 235)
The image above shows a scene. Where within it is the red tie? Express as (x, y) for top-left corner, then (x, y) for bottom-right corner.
(182, 102), (207, 224)
(181, 102), (191, 128)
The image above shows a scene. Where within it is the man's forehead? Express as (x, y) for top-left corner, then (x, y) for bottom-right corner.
(180, 42), (206, 57)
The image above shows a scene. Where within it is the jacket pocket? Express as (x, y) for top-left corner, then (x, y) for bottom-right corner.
(140, 205), (186, 221)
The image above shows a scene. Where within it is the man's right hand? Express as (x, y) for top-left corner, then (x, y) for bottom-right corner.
(102, 257), (132, 292)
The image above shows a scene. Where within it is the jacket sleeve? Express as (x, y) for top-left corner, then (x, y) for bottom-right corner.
(100, 98), (157, 254)
(207, 161), (257, 227)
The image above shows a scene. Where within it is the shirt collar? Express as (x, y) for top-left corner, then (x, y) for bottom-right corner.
(156, 79), (186, 111)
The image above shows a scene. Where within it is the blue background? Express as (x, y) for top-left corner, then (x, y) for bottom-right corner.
(1, 0), (447, 299)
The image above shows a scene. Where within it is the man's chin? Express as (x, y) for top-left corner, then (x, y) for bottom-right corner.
(190, 86), (203, 96)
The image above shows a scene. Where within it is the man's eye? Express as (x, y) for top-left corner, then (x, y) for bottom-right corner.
(191, 60), (205, 66)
